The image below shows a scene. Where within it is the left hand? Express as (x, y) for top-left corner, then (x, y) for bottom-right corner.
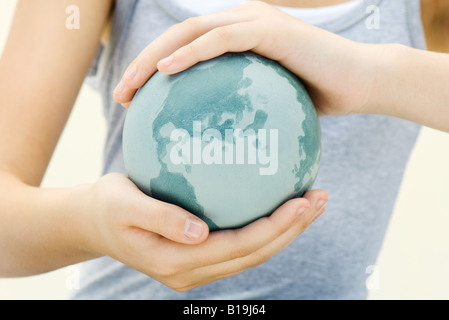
(113, 1), (377, 117)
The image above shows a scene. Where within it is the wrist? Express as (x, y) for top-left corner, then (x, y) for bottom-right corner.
(0, 174), (100, 276)
(32, 183), (102, 268)
(359, 43), (407, 115)
(59, 182), (107, 262)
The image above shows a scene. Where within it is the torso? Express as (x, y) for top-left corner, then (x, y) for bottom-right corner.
(76, 0), (429, 300)
(75, 0), (430, 300)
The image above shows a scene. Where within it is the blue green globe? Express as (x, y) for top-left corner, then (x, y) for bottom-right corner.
(123, 52), (321, 231)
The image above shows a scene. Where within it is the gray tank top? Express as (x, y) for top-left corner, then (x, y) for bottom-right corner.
(72, 0), (426, 299)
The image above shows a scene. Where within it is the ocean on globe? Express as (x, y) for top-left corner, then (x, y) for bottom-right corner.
(122, 52), (321, 231)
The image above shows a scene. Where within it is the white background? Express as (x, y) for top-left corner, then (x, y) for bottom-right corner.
(1, 0), (449, 299)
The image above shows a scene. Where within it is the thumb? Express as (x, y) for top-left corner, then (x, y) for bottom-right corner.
(132, 197), (210, 245)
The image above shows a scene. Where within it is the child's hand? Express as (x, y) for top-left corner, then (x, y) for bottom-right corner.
(84, 173), (327, 291)
(114, 1), (375, 118)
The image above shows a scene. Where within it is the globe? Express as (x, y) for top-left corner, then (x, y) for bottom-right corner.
(122, 52), (321, 231)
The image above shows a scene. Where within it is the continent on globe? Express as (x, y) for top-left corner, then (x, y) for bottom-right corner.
(122, 52), (321, 231)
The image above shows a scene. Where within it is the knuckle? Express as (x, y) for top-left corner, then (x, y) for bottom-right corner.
(297, 220), (310, 234)
(161, 274), (194, 292)
(168, 281), (193, 292)
(183, 16), (202, 29)
(152, 205), (171, 232)
(178, 43), (198, 60)
(152, 258), (182, 278)
(213, 26), (232, 43)
(229, 234), (252, 260)
(167, 17), (204, 39)
(230, 247), (247, 260)
(158, 265), (180, 278)
(248, 251), (269, 268)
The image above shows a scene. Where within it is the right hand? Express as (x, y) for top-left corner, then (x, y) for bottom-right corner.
(82, 173), (328, 291)
(114, 1), (375, 117)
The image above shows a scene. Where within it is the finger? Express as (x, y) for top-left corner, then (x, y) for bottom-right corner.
(157, 22), (262, 75)
(128, 196), (209, 245)
(172, 196), (311, 269)
(301, 189), (329, 223)
(113, 10), (250, 107)
(176, 190), (329, 290)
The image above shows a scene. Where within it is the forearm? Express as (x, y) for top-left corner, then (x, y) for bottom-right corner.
(120, 4), (447, 133)
(0, 0), (114, 276)
(0, 172), (98, 277)
(366, 44), (449, 132)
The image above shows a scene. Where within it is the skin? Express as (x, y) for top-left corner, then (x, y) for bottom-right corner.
(0, 0), (328, 291)
(0, 0), (448, 292)
(115, 1), (449, 132)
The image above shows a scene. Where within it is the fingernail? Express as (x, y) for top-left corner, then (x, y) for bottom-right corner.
(114, 80), (125, 94)
(184, 218), (204, 239)
(296, 207), (307, 217)
(312, 207), (326, 222)
(316, 200), (327, 211)
(159, 55), (174, 67)
(313, 201), (327, 222)
(125, 64), (137, 80)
